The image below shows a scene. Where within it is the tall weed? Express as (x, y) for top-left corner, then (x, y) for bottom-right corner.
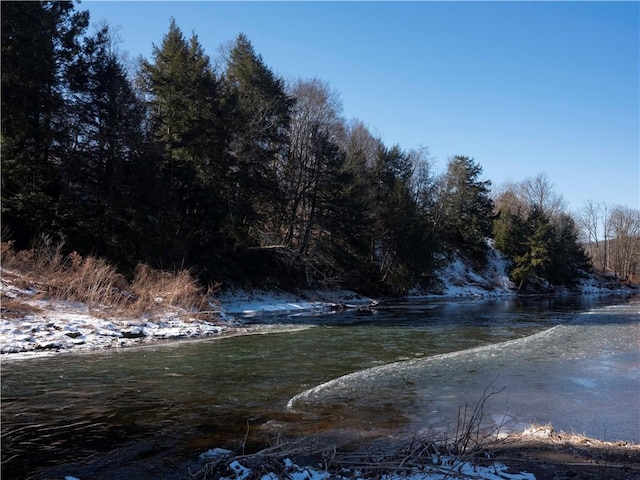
(1, 239), (210, 316)
(130, 263), (206, 314)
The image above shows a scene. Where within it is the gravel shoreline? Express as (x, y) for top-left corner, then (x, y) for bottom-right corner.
(1, 276), (373, 356)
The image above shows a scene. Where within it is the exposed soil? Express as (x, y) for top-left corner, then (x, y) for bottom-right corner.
(184, 426), (640, 480)
(485, 429), (640, 480)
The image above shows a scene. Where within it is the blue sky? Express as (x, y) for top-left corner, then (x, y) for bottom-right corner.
(83, 1), (639, 212)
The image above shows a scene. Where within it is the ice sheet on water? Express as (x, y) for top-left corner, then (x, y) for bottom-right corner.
(289, 302), (640, 443)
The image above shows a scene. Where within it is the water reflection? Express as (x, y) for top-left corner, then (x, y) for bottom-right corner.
(1, 294), (636, 479)
(289, 299), (640, 443)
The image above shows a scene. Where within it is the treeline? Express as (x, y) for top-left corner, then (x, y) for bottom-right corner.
(0, 2), (607, 294)
(577, 201), (640, 282)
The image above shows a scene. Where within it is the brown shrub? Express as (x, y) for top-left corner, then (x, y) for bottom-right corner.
(1, 239), (211, 316)
(53, 254), (129, 309)
(129, 263), (207, 315)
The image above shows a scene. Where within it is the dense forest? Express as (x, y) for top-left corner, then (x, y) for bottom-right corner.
(2, 2), (638, 295)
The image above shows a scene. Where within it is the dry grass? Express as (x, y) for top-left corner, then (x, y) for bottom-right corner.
(190, 424), (640, 480)
(0, 236), (213, 317)
(190, 385), (640, 480)
(190, 387), (524, 480)
(129, 263), (209, 314)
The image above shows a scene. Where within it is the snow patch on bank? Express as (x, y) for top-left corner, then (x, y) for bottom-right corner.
(410, 241), (516, 299)
(0, 275), (375, 356)
(2, 239), (635, 356)
(0, 274), (229, 355)
(192, 448), (535, 480)
(217, 288), (375, 317)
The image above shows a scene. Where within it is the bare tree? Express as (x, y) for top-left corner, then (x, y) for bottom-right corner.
(601, 203), (613, 272)
(609, 206), (640, 280)
(341, 119), (379, 169)
(577, 200), (604, 271)
(493, 174), (566, 221)
(407, 147), (436, 211)
(281, 77), (344, 254)
(577, 201), (640, 279)
(493, 180), (529, 217)
(521, 172), (567, 218)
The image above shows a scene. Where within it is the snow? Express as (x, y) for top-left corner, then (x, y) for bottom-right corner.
(407, 241), (515, 299)
(1, 240), (634, 356)
(575, 274), (636, 294)
(192, 454), (535, 480)
(217, 288), (375, 317)
(0, 279), (378, 355)
(5, 242), (636, 479)
(0, 278), (227, 355)
(199, 447), (234, 462)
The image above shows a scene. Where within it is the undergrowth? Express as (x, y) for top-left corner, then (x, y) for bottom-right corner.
(190, 386), (640, 480)
(0, 235), (216, 317)
(190, 385), (519, 479)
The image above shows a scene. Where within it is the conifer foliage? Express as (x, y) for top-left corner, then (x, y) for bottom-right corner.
(2, 1), (89, 245)
(1, 2), (604, 294)
(437, 156), (494, 266)
(493, 180), (590, 292)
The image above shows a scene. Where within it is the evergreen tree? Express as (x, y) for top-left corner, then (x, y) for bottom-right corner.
(139, 19), (228, 273)
(438, 156), (494, 264)
(222, 34), (293, 249)
(50, 24), (149, 267)
(141, 20), (223, 165)
(1, 1), (88, 246)
(493, 206), (527, 260)
(510, 206), (553, 291)
(318, 125), (374, 291)
(369, 144), (413, 291)
(548, 213), (589, 286)
(494, 184), (590, 290)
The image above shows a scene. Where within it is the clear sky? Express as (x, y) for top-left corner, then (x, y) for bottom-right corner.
(82, 1), (639, 212)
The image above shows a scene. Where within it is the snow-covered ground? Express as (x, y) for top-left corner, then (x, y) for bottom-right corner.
(411, 243), (516, 298)
(1, 242), (635, 356)
(0, 294), (227, 355)
(0, 276), (380, 355)
(217, 288), (375, 317)
(4, 245), (637, 480)
(193, 447), (536, 480)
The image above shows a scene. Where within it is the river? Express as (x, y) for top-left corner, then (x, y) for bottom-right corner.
(1, 294), (638, 479)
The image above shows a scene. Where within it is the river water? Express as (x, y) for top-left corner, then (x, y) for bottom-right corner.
(2, 294), (638, 479)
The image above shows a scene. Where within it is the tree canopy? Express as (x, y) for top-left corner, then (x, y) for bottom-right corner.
(3, 2), (634, 294)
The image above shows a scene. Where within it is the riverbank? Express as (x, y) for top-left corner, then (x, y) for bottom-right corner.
(4, 284), (638, 480)
(188, 426), (640, 480)
(0, 275), (360, 358)
(2, 254), (636, 356)
(1, 272), (379, 356)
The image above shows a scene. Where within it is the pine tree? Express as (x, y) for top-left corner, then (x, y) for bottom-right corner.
(55, 24), (149, 267)
(139, 19), (228, 272)
(1, 1), (88, 246)
(141, 20), (223, 166)
(493, 207), (527, 259)
(510, 206), (553, 291)
(222, 34), (293, 248)
(438, 156), (494, 264)
(324, 123), (378, 290)
(548, 213), (589, 286)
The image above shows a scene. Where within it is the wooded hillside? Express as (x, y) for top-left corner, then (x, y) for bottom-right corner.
(2, 2), (637, 294)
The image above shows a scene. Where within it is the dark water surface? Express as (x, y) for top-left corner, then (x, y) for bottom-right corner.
(2, 294), (638, 479)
